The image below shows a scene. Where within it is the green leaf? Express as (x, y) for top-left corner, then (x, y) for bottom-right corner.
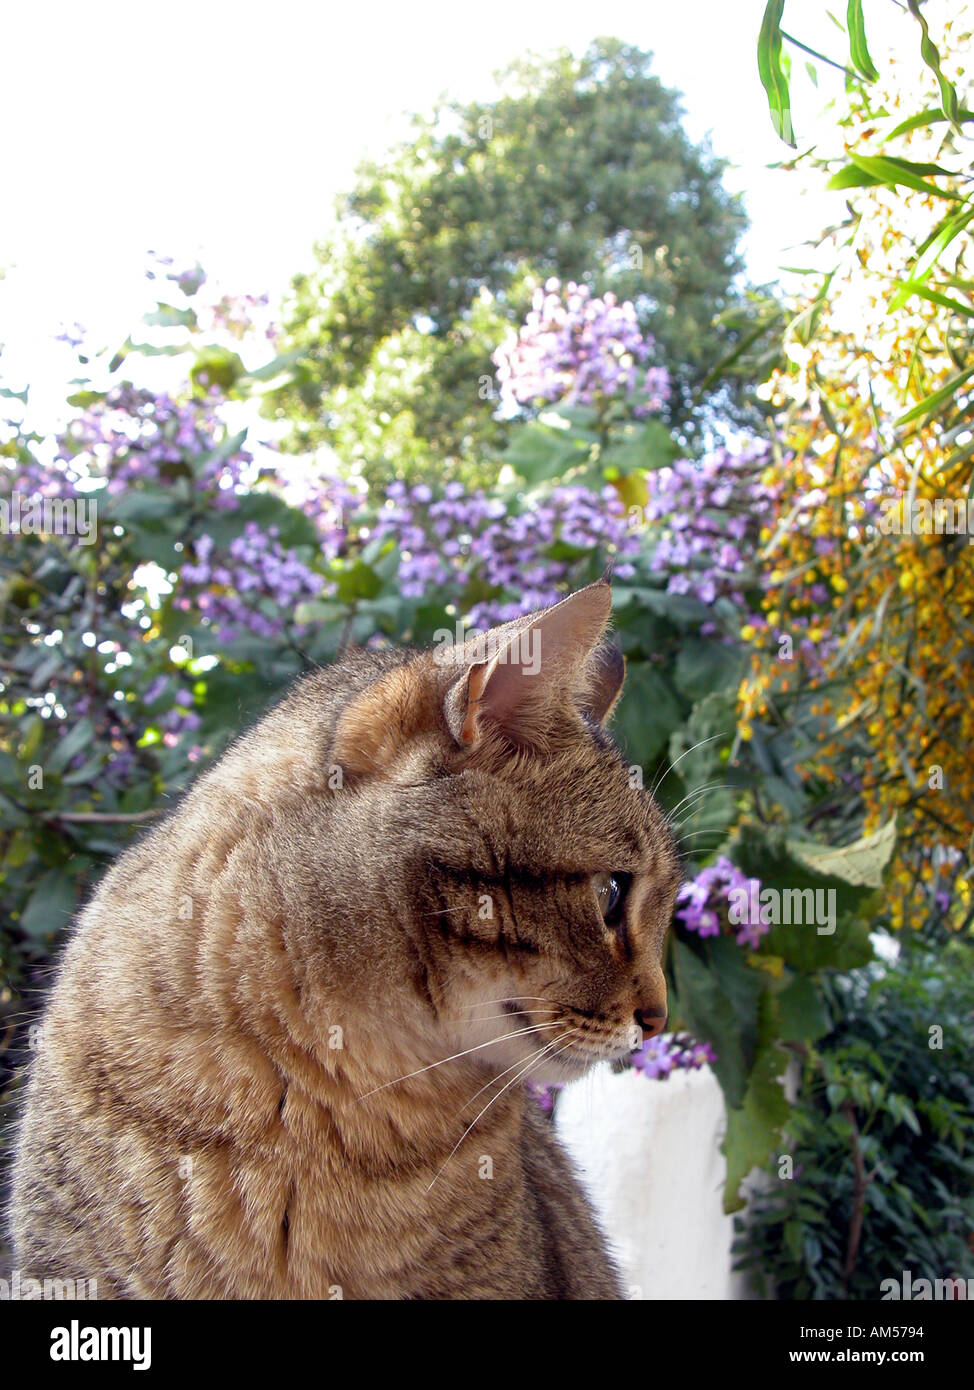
(757, 1), (796, 147)
(673, 936), (766, 1109)
(105, 489), (179, 524)
(203, 491), (319, 550)
(785, 816), (897, 889)
(293, 599), (349, 626)
(242, 349), (304, 383)
(19, 868), (77, 939)
(776, 975), (831, 1043)
(730, 824), (877, 973)
(895, 362), (974, 427)
(190, 428), (249, 480)
(612, 661), (686, 767)
(502, 421), (588, 484)
(907, 0), (962, 131)
(847, 153), (960, 200)
(332, 558), (383, 604)
(47, 717), (96, 774)
(907, 203), (974, 289)
(827, 164), (883, 191)
(191, 346), (245, 392)
(665, 688), (735, 792)
(722, 1038), (791, 1210)
(887, 106), (974, 140)
(143, 304), (197, 330)
(674, 637), (745, 704)
(889, 280), (974, 319)
(601, 420), (678, 474)
(846, 0), (878, 82)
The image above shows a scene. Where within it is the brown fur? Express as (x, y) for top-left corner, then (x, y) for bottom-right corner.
(8, 583), (681, 1299)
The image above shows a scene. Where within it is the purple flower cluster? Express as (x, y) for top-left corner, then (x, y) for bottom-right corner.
(372, 480), (641, 622)
(493, 278), (669, 418)
(0, 454), (80, 502)
(178, 523), (322, 641)
(641, 443), (780, 624)
(56, 384), (253, 505)
(142, 676), (202, 751)
(291, 466), (366, 563)
(631, 1033), (718, 1079)
(206, 291), (276, 342)
(676, 855), (772, 950)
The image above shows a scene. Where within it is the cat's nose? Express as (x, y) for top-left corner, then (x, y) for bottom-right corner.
(635, 1008), (667, 1041)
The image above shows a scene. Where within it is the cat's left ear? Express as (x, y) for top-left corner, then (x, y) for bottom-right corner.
(444, 581), (617, 750)
(579, 640), (626, 725)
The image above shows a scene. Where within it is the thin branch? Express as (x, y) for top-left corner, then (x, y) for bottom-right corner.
(841, 1102), (871, 1290)
(780, 30), (859, 80)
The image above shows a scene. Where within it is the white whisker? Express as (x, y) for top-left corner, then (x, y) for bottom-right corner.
(355, 1022), (561, 1100)
(651, 732), (727, 796)
(447, 1011), (560, 1022)
(457, 1028), (567, 1113)
(426, 1031), (581, 1193)
(457, 997), (558, 1010)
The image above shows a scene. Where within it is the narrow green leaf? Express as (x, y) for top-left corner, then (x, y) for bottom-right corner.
(889, 280), (974, 318)
(907, 0), (962, 130)
(848, 153), (960, 200)
(758, 0), (796, 147)
(887, 106), (974, 139)
(908, 204), (974, 289)
(846, 0), (878, 82)
(895, 362), (974, 427)
(943, 434), (974, 471)
(827, 164), (883, 191)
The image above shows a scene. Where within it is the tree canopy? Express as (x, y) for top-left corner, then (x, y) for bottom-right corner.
(271, 37), (750, 483)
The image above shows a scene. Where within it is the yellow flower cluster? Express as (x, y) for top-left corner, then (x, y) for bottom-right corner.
(738, 49), (973, 932)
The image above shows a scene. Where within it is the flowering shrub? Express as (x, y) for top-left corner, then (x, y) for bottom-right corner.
(735, 42), (974, 938)
(642, 444), (779, 625)
(676, 857), (771, 951)
(371, 479), (639, 622)
(178, 526), (323, 642)
(55, 384), (253, 505)
(493, 278), (669, 417)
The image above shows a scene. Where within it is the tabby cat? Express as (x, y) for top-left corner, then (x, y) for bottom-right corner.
(8, 581), (680, 1299)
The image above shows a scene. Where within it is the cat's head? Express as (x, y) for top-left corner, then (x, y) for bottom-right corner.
(321, 582), (681, 1086)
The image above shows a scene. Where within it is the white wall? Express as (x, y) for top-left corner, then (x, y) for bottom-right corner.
(556, 1063), (751, 1299)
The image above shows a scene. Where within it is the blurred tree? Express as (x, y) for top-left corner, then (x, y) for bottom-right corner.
(269, 37), (751, 483)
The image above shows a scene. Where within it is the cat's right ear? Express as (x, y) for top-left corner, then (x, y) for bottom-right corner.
(443, 582), (612, 752)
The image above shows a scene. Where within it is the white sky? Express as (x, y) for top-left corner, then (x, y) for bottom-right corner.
(0, 0), (956, 431)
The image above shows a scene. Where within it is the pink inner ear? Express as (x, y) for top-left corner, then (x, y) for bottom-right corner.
(460, 582), (612, 745)
(475, 651), (536, 724)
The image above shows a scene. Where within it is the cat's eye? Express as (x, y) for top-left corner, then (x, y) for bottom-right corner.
(592, 871), (628, 926)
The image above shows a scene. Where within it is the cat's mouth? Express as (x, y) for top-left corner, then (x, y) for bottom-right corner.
(499, 998), (631, 1077)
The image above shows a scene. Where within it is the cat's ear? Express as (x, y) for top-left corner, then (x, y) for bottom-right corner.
(579, 640), (626, 725)
(444, 582), (613, 750)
